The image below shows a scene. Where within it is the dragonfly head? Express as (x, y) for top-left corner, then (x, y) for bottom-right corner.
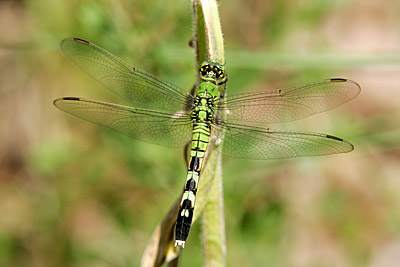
(199, 60), (226, 84)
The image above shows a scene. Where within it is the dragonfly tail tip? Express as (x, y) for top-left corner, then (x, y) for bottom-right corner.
(174, 240), (185, 248)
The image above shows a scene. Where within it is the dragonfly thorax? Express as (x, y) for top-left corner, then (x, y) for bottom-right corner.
(192, 82), (219, 124)
(195, 81), (220, 99)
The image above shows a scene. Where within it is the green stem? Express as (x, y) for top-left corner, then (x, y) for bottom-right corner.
(141, 1), (226, 266)
(201, 154), (226, 266)
(192, 0), (226, 265)
(193, 0), (225, 65)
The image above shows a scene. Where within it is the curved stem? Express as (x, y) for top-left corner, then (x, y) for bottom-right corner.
(193, 0), (226, 265)
(141, 1), (226, 266)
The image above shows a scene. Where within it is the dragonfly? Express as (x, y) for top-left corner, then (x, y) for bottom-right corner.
(54, 38), (361, 248)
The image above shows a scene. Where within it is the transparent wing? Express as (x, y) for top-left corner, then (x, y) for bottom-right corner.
(54, 97), (193, 148)
(61, 38), (193, 112)
(218, 78), (361, 123)
(215, 121), (354, 160)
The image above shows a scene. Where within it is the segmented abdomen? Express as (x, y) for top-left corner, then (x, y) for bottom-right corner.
(175, 123), (211, 246)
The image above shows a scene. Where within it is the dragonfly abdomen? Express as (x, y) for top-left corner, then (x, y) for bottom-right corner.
(175, 122), (211, 247)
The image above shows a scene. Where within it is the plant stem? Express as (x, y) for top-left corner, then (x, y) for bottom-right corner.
(141, 1), (226, 266)
(193, 0), (226, 266)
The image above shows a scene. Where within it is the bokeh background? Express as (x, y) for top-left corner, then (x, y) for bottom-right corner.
(1, 0), (400, 266)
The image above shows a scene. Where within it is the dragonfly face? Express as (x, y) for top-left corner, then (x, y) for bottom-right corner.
(199, 60), (227, 85)
(54, 38), (361, 248)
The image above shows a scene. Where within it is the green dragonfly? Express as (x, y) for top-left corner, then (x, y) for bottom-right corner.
(54, 38), (361, 248)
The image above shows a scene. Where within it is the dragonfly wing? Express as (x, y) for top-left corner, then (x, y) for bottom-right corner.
(61, 38), (193, 112)
(214, 121), (354, 160)
(218, 78), (361, 123)
(54, 97), (193, 148)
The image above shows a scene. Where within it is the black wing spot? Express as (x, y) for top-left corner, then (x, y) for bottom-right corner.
(327, 135), (344, 142)
(73, 38), (90, 45)
(330, 78), (347, 82)
(63, 97), (81, 101)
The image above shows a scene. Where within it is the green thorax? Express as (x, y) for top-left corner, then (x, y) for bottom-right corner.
(192, 82), (219, 124)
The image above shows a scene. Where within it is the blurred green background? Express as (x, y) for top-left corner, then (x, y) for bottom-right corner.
(1, 0), (400, 266)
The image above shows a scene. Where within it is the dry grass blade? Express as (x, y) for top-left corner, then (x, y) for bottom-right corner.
(141, 197), (181, 267)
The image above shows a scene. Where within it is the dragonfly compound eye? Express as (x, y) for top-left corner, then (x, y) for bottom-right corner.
(199, 61), (226, 82)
